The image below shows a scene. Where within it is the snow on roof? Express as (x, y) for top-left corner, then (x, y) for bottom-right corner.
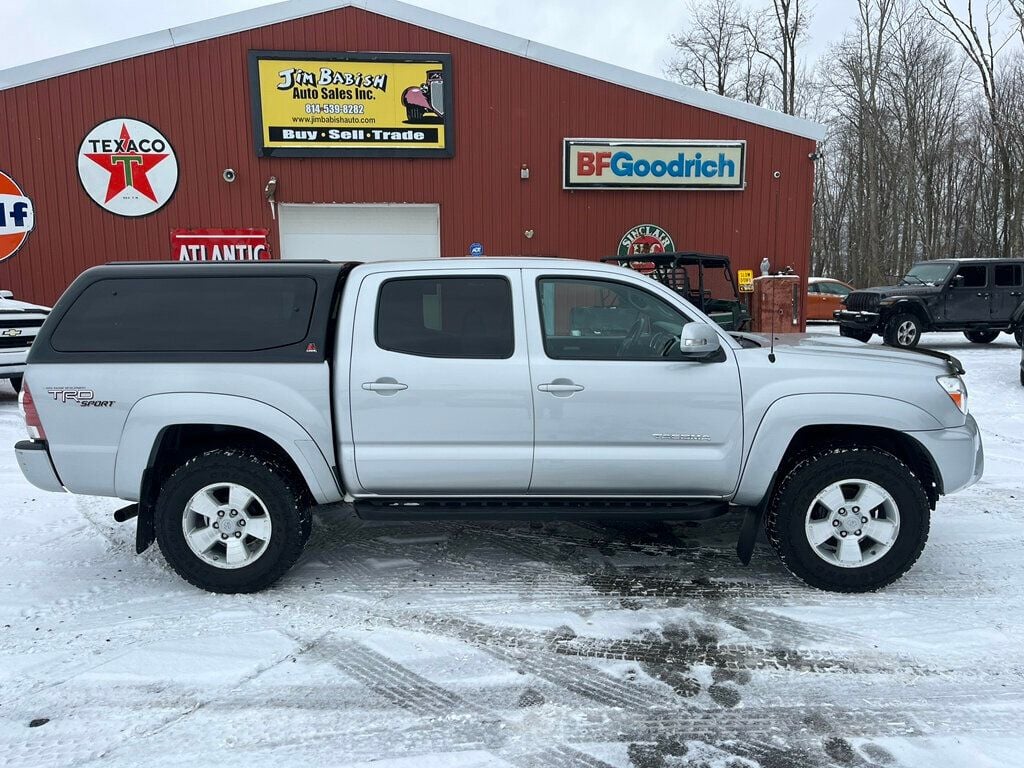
(0, 0), (825, 141)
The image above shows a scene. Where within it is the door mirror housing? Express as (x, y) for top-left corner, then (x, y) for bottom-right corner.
(951, 275), (966, 288)
(679, 322), (722, 361)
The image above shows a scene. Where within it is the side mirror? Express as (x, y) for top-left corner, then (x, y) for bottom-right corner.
(679, 322), (722, 361)
(0, 290), (12, 299)
(952, 275), (965, 288)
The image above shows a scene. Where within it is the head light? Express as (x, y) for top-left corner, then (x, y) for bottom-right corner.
(937, 375), (968, 415)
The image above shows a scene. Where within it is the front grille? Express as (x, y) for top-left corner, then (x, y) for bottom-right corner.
(845, 292), (880, 312)
(0, 335), (33, 349)
(0, 316), (45, 330)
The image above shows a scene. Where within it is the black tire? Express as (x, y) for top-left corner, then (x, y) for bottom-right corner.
(155, 449), (312, 593)
(883, 313), (923, 349)
(405, 104), (425, 122)
(765, 447), (930, 593)
(839, 326), (872, 343)
(964, 329), (999, 344)
(8, 375), (22, 394)
(1015, 329), (1023, 347)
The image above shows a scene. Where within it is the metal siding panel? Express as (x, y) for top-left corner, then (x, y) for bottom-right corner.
(0, 5), (815, 314)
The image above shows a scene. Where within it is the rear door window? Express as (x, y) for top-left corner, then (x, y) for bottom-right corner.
(995, 263), (1023, 287)
(375, 276), (514, 359)
(51, 276), (317, 352)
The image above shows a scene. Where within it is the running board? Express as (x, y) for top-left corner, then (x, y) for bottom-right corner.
(353, 498), (731, 521)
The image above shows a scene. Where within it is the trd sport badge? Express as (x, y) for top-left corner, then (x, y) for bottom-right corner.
(77, 118), (178, 217)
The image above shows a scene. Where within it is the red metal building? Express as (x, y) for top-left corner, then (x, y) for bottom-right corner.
(0, 0), (823, 313)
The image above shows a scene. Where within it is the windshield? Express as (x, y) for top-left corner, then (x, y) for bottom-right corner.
(902, 262), (954, 286)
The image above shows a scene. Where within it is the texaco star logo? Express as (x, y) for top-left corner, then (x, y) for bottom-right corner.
(77, 118), (178, 217)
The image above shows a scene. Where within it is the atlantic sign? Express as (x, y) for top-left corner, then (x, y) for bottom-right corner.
(563, 139), (745, 190)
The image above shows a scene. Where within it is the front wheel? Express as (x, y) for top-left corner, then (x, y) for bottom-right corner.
(155, 449), (311, 593)
(766, 447), (930, 592)
(883, 313), (923, 349)
(964, 330), (999, 344)
(839, 326), (872, 343)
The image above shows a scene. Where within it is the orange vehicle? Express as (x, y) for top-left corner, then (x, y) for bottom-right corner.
(807, 277), (854, 321)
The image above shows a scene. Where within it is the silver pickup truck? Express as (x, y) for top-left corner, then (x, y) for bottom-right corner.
(14, 259), (983, 594)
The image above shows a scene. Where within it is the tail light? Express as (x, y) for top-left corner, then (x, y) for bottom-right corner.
(18, 382), (46, 440)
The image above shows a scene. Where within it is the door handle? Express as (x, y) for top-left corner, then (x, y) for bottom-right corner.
(538, 379), (584, 396)
(362, 377), (408, 395)
(976, 292), (990, 298)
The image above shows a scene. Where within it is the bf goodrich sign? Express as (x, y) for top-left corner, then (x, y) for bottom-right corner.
(77, 118), (179, 217)
(564, 139), (745, 190)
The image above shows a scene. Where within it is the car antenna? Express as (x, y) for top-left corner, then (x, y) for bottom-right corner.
(768, 301), (778, 363)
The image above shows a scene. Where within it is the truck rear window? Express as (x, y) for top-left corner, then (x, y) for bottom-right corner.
(50, 276), (317, 352)
(375, 276), (514, 358)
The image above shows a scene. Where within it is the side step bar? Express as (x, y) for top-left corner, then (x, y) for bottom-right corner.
(353, 498), (731, 521)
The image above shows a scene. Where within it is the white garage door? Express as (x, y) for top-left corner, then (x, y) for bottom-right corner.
(278, 204), (440, 262)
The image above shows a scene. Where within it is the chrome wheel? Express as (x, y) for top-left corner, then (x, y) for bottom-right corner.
(896, 320), (917, 347)
(804, 479), (900, 568)
(181, 482), (272, 569)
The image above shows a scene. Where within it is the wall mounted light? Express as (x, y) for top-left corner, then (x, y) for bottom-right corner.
(520, 164), (530, 180)
(264, 176), (278, 220)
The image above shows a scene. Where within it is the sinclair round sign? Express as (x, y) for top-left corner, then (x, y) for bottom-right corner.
(0, 171), (35, 263)
(77, 118), (178, 217)
(617, 224), (675, 256)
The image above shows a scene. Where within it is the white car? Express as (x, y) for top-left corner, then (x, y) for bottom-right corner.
(0, 289), (50, 393)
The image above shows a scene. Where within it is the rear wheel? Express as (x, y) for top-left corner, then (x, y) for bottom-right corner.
(155, 449), (311, 593)
(883, 313), (922, 349)
(839, 326), (872, 343)
(964, 330), (999, 344)
(766, 447), (930, 592)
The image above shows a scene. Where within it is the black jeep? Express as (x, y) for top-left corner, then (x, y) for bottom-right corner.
(836, 258), (1024, 349)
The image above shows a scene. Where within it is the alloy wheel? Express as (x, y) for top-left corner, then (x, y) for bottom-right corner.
(804, 479), (901, 568)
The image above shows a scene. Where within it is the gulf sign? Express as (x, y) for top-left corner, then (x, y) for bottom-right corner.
(0, 171), (34, 263)
(563, 139), (745, 190)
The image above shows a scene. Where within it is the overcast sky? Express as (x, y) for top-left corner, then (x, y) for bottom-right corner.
(1, 0), (857, 78)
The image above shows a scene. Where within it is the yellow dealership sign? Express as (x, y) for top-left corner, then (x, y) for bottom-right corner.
(248, 51), (453, 157)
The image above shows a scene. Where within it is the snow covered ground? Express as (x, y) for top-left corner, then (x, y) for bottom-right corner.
(1, 328), (1023, 768)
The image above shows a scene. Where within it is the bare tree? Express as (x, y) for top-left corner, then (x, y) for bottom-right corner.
(666, 0), (771, 104)
(922, 0), (1020, 256)
(668, 0), (1024, 286)
(742, 0), (810, 115)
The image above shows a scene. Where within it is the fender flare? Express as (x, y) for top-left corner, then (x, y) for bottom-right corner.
(114, 393), (342, 505)
(733, 393), (944, 507)
(881, 298), (933, 327)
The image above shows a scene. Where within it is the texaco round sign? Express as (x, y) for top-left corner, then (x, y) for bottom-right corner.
(77, 118), (178, 217)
